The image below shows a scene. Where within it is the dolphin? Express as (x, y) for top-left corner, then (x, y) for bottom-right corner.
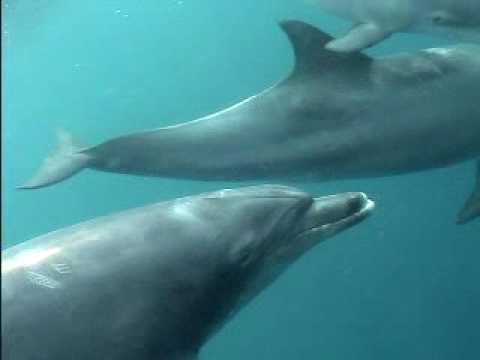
(307, 0), (480, 52)
(1, 185), (374, 360)
(19, 21), (480, 224)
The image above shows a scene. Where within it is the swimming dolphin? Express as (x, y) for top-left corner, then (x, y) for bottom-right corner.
(307, 0), (480, 52)
(19, 21), (480, 224)
(1, 185), (374, 360)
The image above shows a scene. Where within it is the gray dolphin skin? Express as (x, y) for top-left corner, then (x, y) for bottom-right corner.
(2, 185), (374, 360)
(308, 0), (480, 52)
(19, 21), (480, 223)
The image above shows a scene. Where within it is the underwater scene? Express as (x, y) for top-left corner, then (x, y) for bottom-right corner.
(2, 0), (480, 359)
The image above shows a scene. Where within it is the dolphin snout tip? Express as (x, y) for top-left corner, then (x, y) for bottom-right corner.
(348, 192), (376, 214)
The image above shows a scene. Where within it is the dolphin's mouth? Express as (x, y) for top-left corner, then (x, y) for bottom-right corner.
(321, 192), (375, 229)
(297, 192), (375, 237)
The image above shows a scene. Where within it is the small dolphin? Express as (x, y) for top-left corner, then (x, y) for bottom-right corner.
(308, 0), (480, 52)
(1, 185), (374, 360)
(19, 21), (480, 224)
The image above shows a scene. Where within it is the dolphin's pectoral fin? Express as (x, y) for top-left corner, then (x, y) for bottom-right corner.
(17, 129), (91, 190)
(457, 160), (480, 225)
(325, 23), (392, 53)
(279, 20), (372, 79)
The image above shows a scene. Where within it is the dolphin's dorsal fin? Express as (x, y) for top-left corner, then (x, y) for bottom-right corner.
(279, 20), (372, 78)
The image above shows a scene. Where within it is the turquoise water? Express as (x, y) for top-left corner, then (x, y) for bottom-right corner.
(2, 0), (479, 358)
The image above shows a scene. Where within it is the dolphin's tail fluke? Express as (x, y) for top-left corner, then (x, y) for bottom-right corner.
(457, 160), (480, 225)
(17, 130), (91, 190)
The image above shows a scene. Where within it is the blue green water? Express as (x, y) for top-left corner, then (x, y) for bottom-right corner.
(2, 0), (479, 358)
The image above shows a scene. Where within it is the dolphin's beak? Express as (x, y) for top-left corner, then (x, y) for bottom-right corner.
(297, 192), (375, 237)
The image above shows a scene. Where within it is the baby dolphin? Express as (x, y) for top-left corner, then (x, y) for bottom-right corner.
(2, 185), (374, 360)
(19, 21), (480, 224)
(308, 0), (480, 52)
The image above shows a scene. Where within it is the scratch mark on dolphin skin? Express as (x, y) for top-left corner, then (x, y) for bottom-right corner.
(50, 263), (72, 274)
(26, 271), (61, 289)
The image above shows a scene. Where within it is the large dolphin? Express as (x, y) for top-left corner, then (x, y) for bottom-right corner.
(307, 0), (480, 52)
(1, 185), (374, 360)
(19, 21), (480, 224)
